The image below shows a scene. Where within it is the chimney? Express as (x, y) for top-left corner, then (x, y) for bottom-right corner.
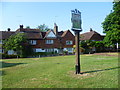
(20, 25), (23, 29)
(54, 23), (58, 36)
(8, 28), (10, 31)
(90, 28), (93, 32)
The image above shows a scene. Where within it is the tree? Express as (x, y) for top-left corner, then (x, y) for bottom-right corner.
(4, 33), (33, 57)
(102, 1), (120, 46)
(94, 41), (106, 52)
(79, 40), (95, 53)
(73, 45), (85, 54)
(37, 24), (50, 32)
(26, 26), (30, 29)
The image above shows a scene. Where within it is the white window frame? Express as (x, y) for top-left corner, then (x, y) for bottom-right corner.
(45, 48), (54, 52)
(30, 40), (37, 45)
(34, 48), (45, 52)
(66, 40), (73, 45)
(46, 40), (54, 44)
(67, 48), (73, 52)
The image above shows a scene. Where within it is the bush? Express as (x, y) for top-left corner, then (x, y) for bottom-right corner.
(0, 53), (19, 59)
(63, 51), (68, 55)
(33, 52), (59, 57)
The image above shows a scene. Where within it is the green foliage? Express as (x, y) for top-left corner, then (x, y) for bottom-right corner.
(33, 52), (58, 57)
(0, 53), (19, 59)
(3, 33), (33, 57)
(26, 26), (30, 29)
(37, 24), (50, 32)
(80, 40), (95, 53)
(103, 29), (120, 47)
(102, 2), (120, 33)
(94, 41), (104, 47)
(73, 45), (85, 53)
(102, 1), (120, 46)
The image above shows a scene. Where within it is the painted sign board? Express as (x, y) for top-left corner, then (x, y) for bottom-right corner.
(71, 9), (82, 30)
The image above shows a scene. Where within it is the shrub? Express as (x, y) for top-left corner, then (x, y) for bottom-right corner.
(33, 51), (59, 57)
(0, 53), (19, 59)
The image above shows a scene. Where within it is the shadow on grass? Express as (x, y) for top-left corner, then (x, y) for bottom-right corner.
(83, 67), (120, 74)
(0, 70), (5, 76)
(0, 61), (26, 68)
(0, 61), (26, 76)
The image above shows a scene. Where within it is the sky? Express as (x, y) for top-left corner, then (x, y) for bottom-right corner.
(0, 2), (113, 35)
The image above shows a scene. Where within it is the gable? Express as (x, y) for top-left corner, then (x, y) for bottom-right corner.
(46, 31), (56, 38)
(90, 34), (103, 41)
(62, 30), (74, 37)
(80, 33), (93, 40)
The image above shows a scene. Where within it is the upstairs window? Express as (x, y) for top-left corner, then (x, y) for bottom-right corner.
(30, 40), (37, 45)
(46, 40), (53, 44)
(66, 40), (73, 45)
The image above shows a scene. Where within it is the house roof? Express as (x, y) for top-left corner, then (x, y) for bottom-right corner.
(41, 32), (46, 38)
(44, 30), (52, 38)
(80, 29), (102, 41)
(61, 30), (68, 37)
(16, 28), (40, 33)
(58, 31), (64, 36)
(16, 28), (46, 39)
(0, 26), (74, 40)
(25, 33), (42, 39)
(0, 31), (15, 39)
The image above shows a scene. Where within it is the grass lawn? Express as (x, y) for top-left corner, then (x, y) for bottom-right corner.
(0, 53), (119, 88)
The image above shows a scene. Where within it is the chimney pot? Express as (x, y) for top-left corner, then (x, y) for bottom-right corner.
(20, 25), (23, 29)
(90, 28), (93, 32)
(54, 23), (58, 36)
(8, 28), (10, 31)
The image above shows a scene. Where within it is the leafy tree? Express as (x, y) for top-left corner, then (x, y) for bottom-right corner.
(26, 26), (30, 29)
(94, 41), (106, 52)
(102, 1), (120, 46)
(73, 45), (85, 54)
(79, 40), (95, 53)
(4, 33), (33, 57)
(94, 41), (104, 47)
(37, 24), (50, 32)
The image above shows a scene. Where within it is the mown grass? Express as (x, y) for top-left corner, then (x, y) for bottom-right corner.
(0, 53), (119, 88)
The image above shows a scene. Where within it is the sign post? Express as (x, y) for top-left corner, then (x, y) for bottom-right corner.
(71, 9), (82, 74)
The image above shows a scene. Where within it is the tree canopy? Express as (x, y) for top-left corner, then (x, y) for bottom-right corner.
(102, 1), (120, 46)
(26, 26), (30, 29)
(102, 1), (120, 33)
(37, 24), (50, 32)
(4, 33), (33, 57)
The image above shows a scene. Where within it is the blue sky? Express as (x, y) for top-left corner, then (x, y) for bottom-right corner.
(1, 2), (113, 34)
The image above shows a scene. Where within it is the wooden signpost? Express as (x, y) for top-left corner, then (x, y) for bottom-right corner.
(71, 9), (82, 74)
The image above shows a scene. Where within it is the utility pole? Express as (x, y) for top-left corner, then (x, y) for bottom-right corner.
(71, 9), (82, 74)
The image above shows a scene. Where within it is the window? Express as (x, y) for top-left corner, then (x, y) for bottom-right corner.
(66, 40), (73, 45)
(67, 48), (73, 52)
(33, 48), (45, 52)
(30, 40), (37, 45)
(45, 48), (54, 52)
(46, 40), (54, 44)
